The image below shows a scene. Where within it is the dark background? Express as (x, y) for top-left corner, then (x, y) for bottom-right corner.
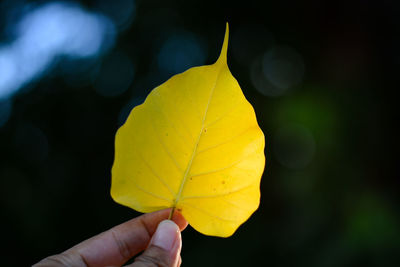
(1, 0), (399, 266)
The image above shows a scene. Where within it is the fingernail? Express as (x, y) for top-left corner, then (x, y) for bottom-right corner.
(151, 220), (180, 251)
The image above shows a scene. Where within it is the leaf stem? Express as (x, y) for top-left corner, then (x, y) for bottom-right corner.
(168, 206), (175, 220)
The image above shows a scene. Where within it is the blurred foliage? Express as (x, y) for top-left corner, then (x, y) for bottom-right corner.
(0, 0), (399, 266)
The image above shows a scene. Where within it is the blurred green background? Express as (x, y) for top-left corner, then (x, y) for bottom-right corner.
(1, 0), (399, 266)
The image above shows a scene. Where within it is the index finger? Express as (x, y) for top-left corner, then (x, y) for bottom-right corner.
(67, 208), (187, 267)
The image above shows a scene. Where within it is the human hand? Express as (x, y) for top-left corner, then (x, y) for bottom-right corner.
(33, 209), (188, 267)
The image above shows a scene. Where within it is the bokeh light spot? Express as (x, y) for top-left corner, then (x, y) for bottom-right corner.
(16, 2), (115, 58)
(273, 123), (316, 169)
(346, 194), (399, 249)
(232, 23), (275, 65)
(93, 51), (135, 97)
(262, 46), (305, 90)
(0, 49), (19, 99)
(94, 0), (136, 30)
(0, 1), (116, 100)
(250, 56), (287, 97)
(157, 32), (207, 75)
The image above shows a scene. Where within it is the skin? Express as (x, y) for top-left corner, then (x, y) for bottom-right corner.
(33, 209), (188, 267)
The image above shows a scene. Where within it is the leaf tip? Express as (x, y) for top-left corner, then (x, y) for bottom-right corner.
(216, 22), (229, 65)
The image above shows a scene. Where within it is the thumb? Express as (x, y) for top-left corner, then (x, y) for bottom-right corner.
(128, 220), (182, 267)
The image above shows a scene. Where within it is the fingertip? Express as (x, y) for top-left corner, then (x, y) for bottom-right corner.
(170, 210), (188, 231)
(139, 208), (188, 232)
(151, 220), (180, 251)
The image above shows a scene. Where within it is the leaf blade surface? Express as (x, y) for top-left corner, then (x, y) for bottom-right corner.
(111, 23), (265, 237)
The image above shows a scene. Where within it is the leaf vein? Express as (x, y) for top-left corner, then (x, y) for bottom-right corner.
(131, 181), (172, 203)
(152, 96), (195, 143)
(174, 68), (222, 205)
(204, 104), (237, 128)
(189, 152), (256, 179)
(148, 114), (183, 172)
(196, 126), (257, 155)
(181, 184), (254, 200)
(182, 202), (239, 222)
(139, 154), (175, 197)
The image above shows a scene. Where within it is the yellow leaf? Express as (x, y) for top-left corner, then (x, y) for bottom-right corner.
(111, 23), (265, 237)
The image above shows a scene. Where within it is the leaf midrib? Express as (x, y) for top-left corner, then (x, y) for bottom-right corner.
(173, 67), (223, 207)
